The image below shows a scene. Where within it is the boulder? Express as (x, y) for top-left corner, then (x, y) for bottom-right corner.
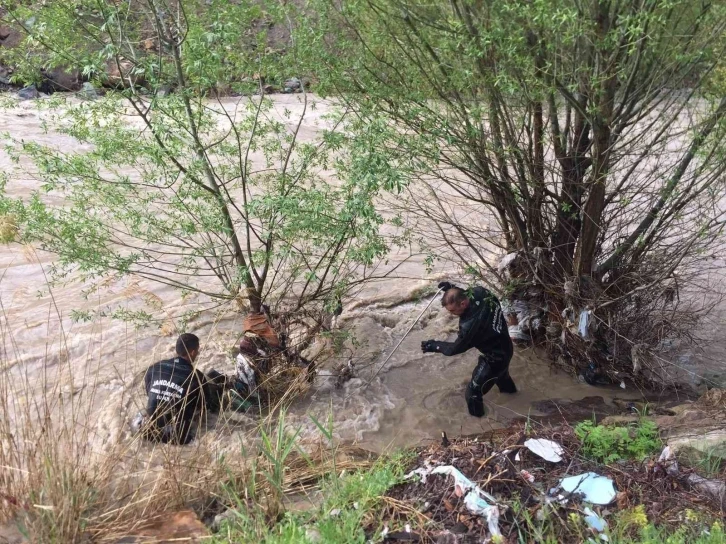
(156, 84), (172, 97)
(210, 509), (237, 532)
(105, 59), (145, 88)
(39, 67), (82, 92)
(0, 65), (13, 86)
(669, 428), (726, 463)
(80, 82), (99, 100)
(17, 85), (39, 100)
(0, 24), (24, 48)
(283, 77), (301, 93)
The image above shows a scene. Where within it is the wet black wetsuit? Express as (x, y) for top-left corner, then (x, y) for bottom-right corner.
(143, 356), (221, 444)
(429, 286), (516, 417)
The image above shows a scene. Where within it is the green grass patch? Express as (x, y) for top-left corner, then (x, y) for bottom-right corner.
(574, 419), (662, 464)
(622, 522), (725, 544)
(678, 446), (725, 478)
(611, 511), (725, 544)
(213, 451), (413, 544)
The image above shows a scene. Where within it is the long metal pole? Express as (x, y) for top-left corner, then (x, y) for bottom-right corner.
(363, 287), (444, 389)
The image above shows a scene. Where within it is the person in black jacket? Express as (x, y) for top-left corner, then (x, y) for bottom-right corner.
(421, 282), (517, 417)
(142, 333), (221, 444)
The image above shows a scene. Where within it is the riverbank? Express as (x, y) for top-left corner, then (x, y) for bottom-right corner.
(3, 392), (722, 543)
(213, 393), (725, 544)
(183, 391), (726, 544)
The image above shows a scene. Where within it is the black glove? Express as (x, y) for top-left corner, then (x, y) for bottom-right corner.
(438, 281), (455, 291)
(421, 340), (438, 353)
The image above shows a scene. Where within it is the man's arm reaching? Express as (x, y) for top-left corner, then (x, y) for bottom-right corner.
(421, 332), (471, 356)
(421, 299), (494, 356)
(421, 315), (481, 356)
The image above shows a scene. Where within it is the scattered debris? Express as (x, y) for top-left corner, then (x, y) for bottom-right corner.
(578, 309), (591, 339)
(334, 357), (356, 389)
(656, 445), (725, 508)
(462, 496), (501, 539)
(658, 445), (673, 462)
(385, 404), (724, 542)
(430, 466), (497, 503)
(405, 465), (434, 484)
(684, 473), (726, 509)
(559, 472), (617, 505)
(502, 298), (546, 343)
(405, 463), (501, 537)
(583, 507), (607, 532)
(433, 531), (459, 544)
(524, 438), (565, 463)
(384, 530), (421, 542)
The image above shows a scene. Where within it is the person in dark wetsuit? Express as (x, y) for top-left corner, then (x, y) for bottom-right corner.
(421, 282), (517, 417)
(142, 333), (221, 444)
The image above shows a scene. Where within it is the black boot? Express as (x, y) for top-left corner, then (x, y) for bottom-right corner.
(496, 372), (517, 394)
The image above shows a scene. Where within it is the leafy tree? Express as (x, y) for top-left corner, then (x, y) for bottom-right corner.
(302, 0), (726, 384)
(0, 0), (393, 345)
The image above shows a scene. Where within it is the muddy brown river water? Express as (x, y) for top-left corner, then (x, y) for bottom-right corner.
(0, 95), (722, 457)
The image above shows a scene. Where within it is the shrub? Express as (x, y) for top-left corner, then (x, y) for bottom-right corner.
(574, 420), (662, 464)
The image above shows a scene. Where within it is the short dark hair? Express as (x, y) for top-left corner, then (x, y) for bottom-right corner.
(442, 287), (468, 306)
(176, 333), (200, 357)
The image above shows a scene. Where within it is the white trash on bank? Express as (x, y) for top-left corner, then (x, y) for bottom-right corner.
(430, 465), (498, 503)
(524, 438), (565, 463)
(559, 472), (617, 505)
(463, 495), (502, 538)
(658, 445), (674, 462)
(405, 464), (501, 537)
(404, 464), (434, 484)
(578, 310), (591, 338)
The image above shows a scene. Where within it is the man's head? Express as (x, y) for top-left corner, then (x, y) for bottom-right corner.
(441, 287), (470, 316)
(176, 333), (200, 362)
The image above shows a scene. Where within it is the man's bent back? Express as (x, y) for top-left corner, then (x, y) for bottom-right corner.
(143, 333), (217, 444)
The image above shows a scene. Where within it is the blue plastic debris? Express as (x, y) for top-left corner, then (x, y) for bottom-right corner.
(583, 507), (607, 532)
(559, 472), (617, 505)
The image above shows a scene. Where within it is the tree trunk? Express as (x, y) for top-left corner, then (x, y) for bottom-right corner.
(573, 0), (616, 277)
(552, 95), (590, 278)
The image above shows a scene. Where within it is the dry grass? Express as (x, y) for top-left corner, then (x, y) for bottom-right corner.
(0, 295), (351, 542)
(0, 213), (18, 244)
